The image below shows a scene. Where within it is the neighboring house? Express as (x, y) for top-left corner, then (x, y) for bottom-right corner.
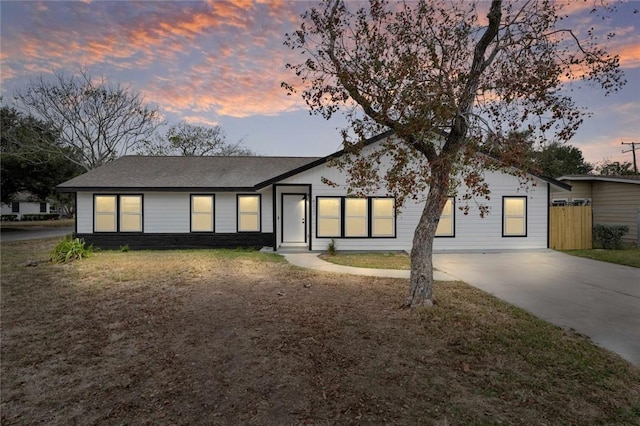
(551, 175), (640, 245)
(57, 132), (570, 251)
(1, 192), (51, 220)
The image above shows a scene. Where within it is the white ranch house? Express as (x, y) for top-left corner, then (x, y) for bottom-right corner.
(57, 133), (570, 251)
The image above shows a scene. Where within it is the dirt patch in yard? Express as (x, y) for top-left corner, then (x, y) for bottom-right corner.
(2, 239), (639, 425)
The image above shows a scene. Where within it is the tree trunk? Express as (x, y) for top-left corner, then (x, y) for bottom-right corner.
(405, 179), (450, 308)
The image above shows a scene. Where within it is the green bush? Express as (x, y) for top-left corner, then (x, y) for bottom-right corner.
(51, 236), (93, 263)
(1, 214), (18, 222)
(593, 224), (629, 250)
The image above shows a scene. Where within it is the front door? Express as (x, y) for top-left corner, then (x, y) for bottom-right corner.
(282, 194), (306, 243)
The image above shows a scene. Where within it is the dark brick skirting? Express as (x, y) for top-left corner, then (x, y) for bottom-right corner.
(75, 233), (274, 250)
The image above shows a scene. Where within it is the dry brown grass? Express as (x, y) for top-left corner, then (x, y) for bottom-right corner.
(2, 238), (639, 425)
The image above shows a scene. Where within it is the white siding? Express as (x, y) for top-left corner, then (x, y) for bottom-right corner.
(144, 193), (190, 233)
(280, 161), (549, 252)
(77, 193), (94, 233)
(260, 188), (274, 233)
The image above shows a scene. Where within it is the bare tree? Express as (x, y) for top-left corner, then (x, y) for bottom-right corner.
(137, 121), (254, 156)
(14, 70), (161, 171)
(284, 0), (624, 307)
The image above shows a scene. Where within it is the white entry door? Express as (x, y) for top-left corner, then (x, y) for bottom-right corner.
(282, 194), (306, 243)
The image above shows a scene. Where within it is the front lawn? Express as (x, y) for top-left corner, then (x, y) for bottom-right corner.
(2, 239), (639, 424)
(564, 247), (640, 268)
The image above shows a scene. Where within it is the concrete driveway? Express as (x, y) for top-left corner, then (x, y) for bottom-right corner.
(434, 250), (640, 365)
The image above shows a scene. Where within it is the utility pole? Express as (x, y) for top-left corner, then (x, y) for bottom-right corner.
(621, 141), (638, 174)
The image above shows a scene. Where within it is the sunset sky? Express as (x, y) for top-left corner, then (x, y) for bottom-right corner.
(1, 1), (638, 166)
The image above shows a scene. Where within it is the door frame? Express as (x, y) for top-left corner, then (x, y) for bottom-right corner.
(281, 193), (308, 244)
(272, 184), (312, 251)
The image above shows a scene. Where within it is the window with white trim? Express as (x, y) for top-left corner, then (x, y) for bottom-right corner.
(317, 197), (342, 237)
(95, 195), (117, 232)
(237, 195), (260, 232)
(119, 195), (142, 232)
(191, 195), (214, 232)
(503, 197), (526, 237)
(435, 197), (454, 237)
(371, 198), (395, 237)
(345, 198), (368, 237)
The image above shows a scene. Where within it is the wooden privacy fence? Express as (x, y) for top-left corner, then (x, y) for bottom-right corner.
(549, 206), (593, 250)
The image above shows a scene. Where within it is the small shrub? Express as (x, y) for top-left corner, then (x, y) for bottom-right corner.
(51, 236), (93, 263)
(120, 244), (130, 252)
(327, 238), (337, 256)
(1, 214), (18, 222)
(593, 224), (629, 250)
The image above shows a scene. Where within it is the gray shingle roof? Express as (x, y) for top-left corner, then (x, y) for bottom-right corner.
(57, 156), (321, 191)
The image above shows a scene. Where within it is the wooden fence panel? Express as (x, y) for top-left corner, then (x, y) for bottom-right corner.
(549, 206), (593, 250)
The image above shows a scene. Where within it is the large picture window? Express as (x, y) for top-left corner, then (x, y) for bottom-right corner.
(316, 196), (396, 238)
(317, 197), (342, 237)
(237, 194), (261, 232)
(503, 196), (527, 237)
(191, 195), (214, 232)
(345, 198), (368, 237)
(435, 197), (455, 237)
(94, 195), (143, 233)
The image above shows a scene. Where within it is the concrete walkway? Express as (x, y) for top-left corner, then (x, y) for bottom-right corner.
(282, 250), (640, 366)
(282, 252), (456, 281)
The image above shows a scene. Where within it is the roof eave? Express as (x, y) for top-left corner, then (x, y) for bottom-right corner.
(56, 186), (257, 193)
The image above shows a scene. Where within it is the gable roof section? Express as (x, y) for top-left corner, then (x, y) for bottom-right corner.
(57, 156), (321, 192)
(254, 130), (394, 189)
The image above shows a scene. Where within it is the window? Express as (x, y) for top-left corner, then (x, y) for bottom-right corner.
(191, 195), (214, 232)
(345, 198), (368, 237)
(40, 202), (47, 213)
(94, 195), (143, 233)
(11, 202), (19, 213)
(95, 195), (117, 232)
(317, 197), (341, 237)
(552, 199), (567, 206)
(237, 195), (260, 232)
(435, 197), (454, 237)
(120, 195), (142, 232)
(503, 197), (526, 237)
(371, 198), (395, 237)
